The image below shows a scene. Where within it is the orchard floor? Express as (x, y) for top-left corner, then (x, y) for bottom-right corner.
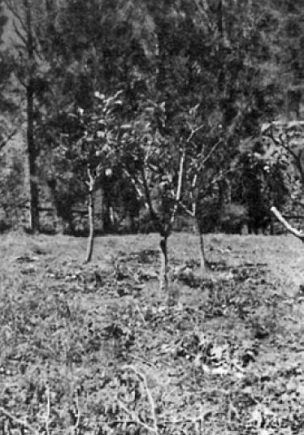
(1, 231), (304, 434)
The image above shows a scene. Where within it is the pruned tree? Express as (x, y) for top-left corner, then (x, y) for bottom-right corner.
(57, 91), (123, 262)
(121, 99), (186, 291)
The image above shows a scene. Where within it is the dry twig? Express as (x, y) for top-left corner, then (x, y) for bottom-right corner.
(118, 365), (159, 434)
(117, 400), (158, 434)
(71, 388), (81, 434)
(45, 383), (51, 435)
(0, 406), (38, 435)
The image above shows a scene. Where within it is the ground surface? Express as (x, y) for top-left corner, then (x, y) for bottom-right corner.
(1, 231), (304, 434)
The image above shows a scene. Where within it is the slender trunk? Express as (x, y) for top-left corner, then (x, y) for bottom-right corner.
(85, 188), (95, 263)
(95, 184), (105, 233)
(194, 217), (209, 275)
(159, 235), (168, 291)
(217, 0), (225, 94)
(103, 183), (111, 232)
(85, 164), (96, 262)
(217, 0), (223, 37)
(27, 81), (39, 233)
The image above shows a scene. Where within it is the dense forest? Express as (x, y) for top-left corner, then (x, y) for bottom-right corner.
(1, 0), (304, 238)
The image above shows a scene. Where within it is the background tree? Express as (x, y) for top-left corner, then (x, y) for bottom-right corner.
(264, 121), (304, 220)
(0, 0), (301, 241)
(0, 0), (18, 148)
(31, 0), (155, 234)
(3, 0), (60, 232)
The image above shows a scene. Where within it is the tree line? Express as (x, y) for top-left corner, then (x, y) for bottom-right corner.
(1, 0), (304, 282)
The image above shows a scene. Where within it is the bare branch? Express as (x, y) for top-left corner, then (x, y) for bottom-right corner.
(202, 138), (222, 165)
(4, 0), (26, 31)
(176, 199), (195, 218)
(128, 366), (159, 435)
(123, 168), (149, 209)
(118, 365), (159, 435)
(13, 19), (28, 47)
(0, 127), (20, 151)
(192, 0), (214, 31)
(271, 206), (304, 242)
(169, 146), (186, 229)
(141, 165), (164, 235)
(186, 124), (204, 144)
(117, 400), (157, 434)
(0, 406), (38, 435)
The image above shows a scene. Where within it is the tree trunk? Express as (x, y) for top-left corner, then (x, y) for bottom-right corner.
(159, 236), (168, 291)
(103, 183), (111, 232)
(25, 0), (39, 233)
(194, 218), (209, 275)
(85, 188), (95, 263)
(27, 90), (40, 233)
(94, 185), (105, 233)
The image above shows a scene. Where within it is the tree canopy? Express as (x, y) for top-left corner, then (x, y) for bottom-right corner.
(0, 0), (302, 242)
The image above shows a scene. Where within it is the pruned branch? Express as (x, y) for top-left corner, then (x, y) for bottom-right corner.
(270, 206), (304, 242)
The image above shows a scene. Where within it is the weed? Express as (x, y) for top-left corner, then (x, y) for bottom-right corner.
(0, 233), (303, 433)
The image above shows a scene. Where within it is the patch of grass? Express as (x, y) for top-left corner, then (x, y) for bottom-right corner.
(0, 232), (304, 434)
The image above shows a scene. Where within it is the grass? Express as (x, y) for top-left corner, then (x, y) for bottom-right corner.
(0, 231), (304, 434)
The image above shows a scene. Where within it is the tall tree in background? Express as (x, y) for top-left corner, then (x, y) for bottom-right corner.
(0, 0), (298, 240)
(0, 0), (16, 149)
(271, 0), (304, 119)
(33, 0), (155, 233)
(3, 0), (50, 232)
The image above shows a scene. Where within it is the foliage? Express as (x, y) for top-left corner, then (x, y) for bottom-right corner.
(232, 138), (290, 233)
(2, 0), (304, 233)
(0, 147), (26, 230)
(0, 1), (17, 148)
(262, 121), (304, 227)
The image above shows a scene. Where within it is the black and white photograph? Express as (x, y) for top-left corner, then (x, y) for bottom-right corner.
(1, 1), (304, 433)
